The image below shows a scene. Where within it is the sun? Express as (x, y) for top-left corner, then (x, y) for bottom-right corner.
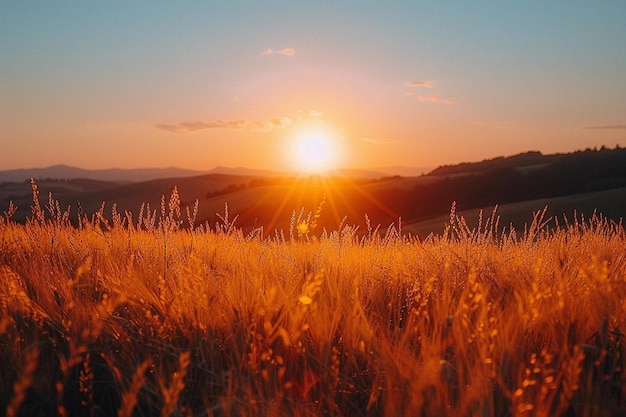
(289, 128), (341, 174)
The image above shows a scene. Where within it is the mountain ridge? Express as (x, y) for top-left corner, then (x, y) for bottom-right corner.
(0, 164), (211, 183)
(3, 146), (621, 183)
(2, 147), (625, 237)
(0, 164), (393, 183)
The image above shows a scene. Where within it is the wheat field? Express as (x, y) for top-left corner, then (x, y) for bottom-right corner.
(1, 184), (625, 416)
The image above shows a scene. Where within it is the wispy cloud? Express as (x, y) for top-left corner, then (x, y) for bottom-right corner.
(260, 48), (295, 57)
(403, 79), (456, 104)
(404, 80), (433, 88)
(417, 93), (456, 105)
(155, 117), (292, 133)
(295, 109), (326, 120)
(583, 124), (626, 130)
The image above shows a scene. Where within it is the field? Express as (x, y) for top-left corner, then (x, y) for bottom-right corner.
(1, 185), (625, 417)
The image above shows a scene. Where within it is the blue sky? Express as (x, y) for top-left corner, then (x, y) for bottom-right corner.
(1, 1), (625, 171)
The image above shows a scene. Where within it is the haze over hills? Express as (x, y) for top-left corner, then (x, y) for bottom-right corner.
(1, 147), (625, 237)
(0, 164), (401, 183)
(0, 165), (210, 183)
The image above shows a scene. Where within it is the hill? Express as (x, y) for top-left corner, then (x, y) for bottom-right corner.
(405, 186), (626, 237)
(430, 150), (554, 176)
(1, 147), (625, 237)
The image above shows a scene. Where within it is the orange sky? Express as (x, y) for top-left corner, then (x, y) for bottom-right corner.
(1, 2), (625, 173)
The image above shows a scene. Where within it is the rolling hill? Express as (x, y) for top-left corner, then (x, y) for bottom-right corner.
(1, 146), (625, 237)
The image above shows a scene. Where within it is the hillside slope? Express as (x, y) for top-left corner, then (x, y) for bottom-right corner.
(2, 147), (625, 236)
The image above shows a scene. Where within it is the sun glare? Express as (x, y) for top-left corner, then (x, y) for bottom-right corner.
(290, 129), (341, 174)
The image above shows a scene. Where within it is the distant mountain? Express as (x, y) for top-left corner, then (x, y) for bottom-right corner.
(0, 163), (424, 184)
(0, 164), (211, 183)
(208, 166), (285, 177)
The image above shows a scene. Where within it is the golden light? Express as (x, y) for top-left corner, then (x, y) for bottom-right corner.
(288, 128), (342, 174)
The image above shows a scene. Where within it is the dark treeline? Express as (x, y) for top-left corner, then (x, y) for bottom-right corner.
(374, 146), (626, 221)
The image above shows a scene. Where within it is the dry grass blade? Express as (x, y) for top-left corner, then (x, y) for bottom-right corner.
(118, 359), (153, 417)
(6, 347), (39, 417)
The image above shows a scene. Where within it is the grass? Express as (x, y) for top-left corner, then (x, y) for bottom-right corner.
(0, 183), (625, 416)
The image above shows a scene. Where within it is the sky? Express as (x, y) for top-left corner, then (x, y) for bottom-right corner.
(1, 1), (625, 172)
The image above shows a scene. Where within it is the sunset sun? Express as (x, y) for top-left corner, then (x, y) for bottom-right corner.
(290, 128), (341, 174)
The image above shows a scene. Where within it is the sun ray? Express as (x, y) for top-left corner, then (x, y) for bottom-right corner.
(320, 178), (346, 228)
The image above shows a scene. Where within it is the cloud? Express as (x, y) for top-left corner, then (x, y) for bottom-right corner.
(404, 80), (433, 88)
(295, 109), (326, 120)
(583, 124), (626, 130)
(155, 117), (293, 133)
(403, 80), (455, 104)
(417, 93), (456, 105)
(269, 117), (293, 128)
(261, 48), (295, 57)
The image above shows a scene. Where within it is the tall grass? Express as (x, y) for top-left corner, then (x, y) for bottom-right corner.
(0, 183), (624, 416)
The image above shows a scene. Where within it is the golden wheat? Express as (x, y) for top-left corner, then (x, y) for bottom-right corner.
(0, 184), (624, 416)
